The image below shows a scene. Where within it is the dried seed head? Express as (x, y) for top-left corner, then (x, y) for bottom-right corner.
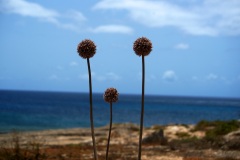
(133, 37), (152, 56)
(104, 88), (119, 103)
(77, 39), (96, 59)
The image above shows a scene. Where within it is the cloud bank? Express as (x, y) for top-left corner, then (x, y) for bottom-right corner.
(2, 0), (239, 36)
(0, 0), (86, 32)
(93, 0), (240, 36)
(175, 43), (189, 50)
(162, 70), (178, 82)
(0, 0), (132, 34)
(206, 73), (218, 80)
(79, 72), (121, 81)
(90, 25), (133, 34)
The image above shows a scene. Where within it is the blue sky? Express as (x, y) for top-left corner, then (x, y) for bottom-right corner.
(0, 0), (240, 98)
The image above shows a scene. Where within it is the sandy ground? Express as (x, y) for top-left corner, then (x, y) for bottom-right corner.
(0, 123), (239, 160)
(0, 123), (204, 146)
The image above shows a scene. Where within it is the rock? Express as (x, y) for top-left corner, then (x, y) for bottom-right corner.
(142, 129), (168, 145)
(224, 129), (240, 141)
(223, 129), (240, 150)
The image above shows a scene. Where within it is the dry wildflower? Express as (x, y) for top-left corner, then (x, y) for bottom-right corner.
(104, 87), (118, 160)
(77, 38), (98, 160)
(104, 88), (119, 103)
(77, 39), (96, 59)
(134, 36), (153, 160)
(133, 37), (152, 56)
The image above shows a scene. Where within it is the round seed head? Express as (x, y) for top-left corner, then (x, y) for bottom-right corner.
(133, 37), (152, 56)
(104, 88), (119, 103)
(77, 39), (96, 59)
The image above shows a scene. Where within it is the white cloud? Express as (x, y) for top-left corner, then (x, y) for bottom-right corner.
(65, 10), (86, 22)
(162, 70), (177, 82)
(206, 73), (218, 80)
(0, 0), (86, 32)
(175, 43), (189, 50)
(48, 74), (70, 81)
(0, 0), (59, 21)
(79, 72), (121, 81)
(90, 25), (133, 34)
(0, 0), (133, 34)
(69, 61), (79, 67)
(93, 0), (240, 36)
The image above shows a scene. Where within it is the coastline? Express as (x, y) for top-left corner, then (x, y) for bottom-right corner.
(1, 121), (240, 160)
(0, 123), (203, 146)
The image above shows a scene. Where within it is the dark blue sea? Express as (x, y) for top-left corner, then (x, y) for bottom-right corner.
(0, 90), (240, 133)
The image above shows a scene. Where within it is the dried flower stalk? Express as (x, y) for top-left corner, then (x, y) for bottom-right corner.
(104, 88), (119, 160)
(133, 37), (152, 160)
(77, 39), (98, 160)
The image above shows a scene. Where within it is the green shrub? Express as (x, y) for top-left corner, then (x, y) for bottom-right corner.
(0, 132), (47, 160)
(195, 120), (239, 132)
(194, 120), (240, 142)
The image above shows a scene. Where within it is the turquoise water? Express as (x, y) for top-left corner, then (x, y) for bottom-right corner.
(0, 90), (240, 133)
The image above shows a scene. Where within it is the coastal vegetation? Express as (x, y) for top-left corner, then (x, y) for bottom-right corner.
(0, 120), (239, 160)
(0, 132), (47, 160)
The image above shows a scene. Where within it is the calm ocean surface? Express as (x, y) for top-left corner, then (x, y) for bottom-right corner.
(0, 90), (240, 133)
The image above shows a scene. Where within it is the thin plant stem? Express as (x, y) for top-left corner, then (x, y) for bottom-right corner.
(87, 58), (98, 160)
(138, 55), (145, 160)
(106, 102), (112, 160)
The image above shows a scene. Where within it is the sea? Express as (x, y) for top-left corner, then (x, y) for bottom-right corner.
(0, 90), (240, 133)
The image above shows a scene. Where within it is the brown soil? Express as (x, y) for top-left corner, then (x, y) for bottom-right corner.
(0, 123), (240, 160)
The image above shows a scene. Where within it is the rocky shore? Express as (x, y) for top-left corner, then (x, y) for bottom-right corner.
(0, 122), (240, 160)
